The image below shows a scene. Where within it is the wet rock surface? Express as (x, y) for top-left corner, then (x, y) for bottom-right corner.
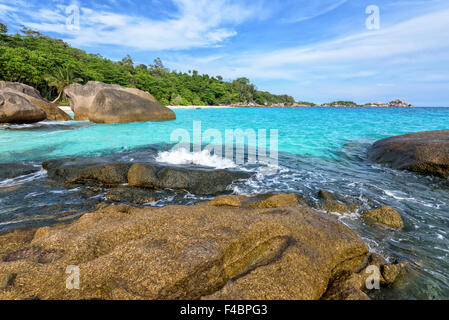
(368, 130), (449, 178)
(315, 190), (360, 215)
(361, 206), (404, 229)
(0, 163), (40, 180)
(0, 194), (387, 300)
(43, 158), (250, 196)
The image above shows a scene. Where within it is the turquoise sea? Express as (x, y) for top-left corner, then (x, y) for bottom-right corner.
(1, 107), (449, 299)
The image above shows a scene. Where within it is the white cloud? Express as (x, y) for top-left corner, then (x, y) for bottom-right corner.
(12, 0), (258, 50)
(169, 6), (449, 79)
(279, 0), (348, 23)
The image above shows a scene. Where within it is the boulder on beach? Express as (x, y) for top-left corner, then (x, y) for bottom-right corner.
(64, 81), (175, 123)
(0, 194), (373, 300)
(0, 91), (46, 124)
(368, 130), (449, 178)
(0, 81), (71, 121)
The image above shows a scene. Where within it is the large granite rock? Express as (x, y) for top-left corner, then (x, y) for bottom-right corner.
(368, 130), (449, 178)
(0, 195), (374, 300)
(64, 81), (175, 123)
(43, 159), (250, 196)
(0, 82), (71, 121)
(0, 91), (46, 124)
(0, 81), (42, 100)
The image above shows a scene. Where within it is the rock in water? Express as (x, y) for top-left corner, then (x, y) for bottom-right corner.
(316, 190), (359, 215)
(361, 206), (404, 229)
(0, 81), (71, 121)
(64, 81), (175, 123)
(0, 197), (371, 300)
(0, 91), (46, 124)
(43, 159), (250, 196)
(368, 130), (449, 178)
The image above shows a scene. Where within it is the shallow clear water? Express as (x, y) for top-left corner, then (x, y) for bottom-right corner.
(1, 107), (449, 299)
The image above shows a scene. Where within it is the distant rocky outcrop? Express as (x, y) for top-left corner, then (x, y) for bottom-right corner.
(64, 81), (176, 123)
(320, 101), (359, 107)
(0, 81), (71, 121)
(368, 130), (449, 178)
(364, 99), (414, 108)
(316, 99), (414, 108)
(0, 91), (46, 124)
(0, 193), (407, 300)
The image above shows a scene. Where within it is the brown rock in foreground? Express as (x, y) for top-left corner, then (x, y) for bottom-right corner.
(0, 194), (377, 300)
(0, 81), (71, 121)
(368, 130), (449, 178)
(64, 81), (175, 123)
(361, 206), (404, 229)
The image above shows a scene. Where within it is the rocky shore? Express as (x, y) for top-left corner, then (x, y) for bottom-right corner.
(0, 191), (408, 300)
(0, 151), (415, 300)
(320, 99), (414, 108)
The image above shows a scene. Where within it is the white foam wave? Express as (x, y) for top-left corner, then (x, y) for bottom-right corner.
(156, 148), (237, 169)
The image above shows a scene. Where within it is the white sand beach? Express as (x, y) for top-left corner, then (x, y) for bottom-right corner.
(59, 106), (73, 114)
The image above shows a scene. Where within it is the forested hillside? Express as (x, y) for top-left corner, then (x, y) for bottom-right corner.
(0, 23), (295, 106)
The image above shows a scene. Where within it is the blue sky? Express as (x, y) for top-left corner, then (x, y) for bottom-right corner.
(1, 0), (449, 106)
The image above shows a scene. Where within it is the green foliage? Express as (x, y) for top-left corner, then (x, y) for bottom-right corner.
(297, 101), (317, 106)
(0, 22), (7, 34)
(0, 29), (296, 105)
(326, 101), (359, 106)
(43, 66), (83, 102)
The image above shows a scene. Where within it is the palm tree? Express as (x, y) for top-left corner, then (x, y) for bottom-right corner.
(44, 67), (83, 103)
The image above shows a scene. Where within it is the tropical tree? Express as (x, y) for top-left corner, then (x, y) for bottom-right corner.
(0, 22), (7, 34)
(43, 67), (83, 103)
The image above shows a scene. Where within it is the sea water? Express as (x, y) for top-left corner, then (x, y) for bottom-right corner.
(1, 107), (449, 299)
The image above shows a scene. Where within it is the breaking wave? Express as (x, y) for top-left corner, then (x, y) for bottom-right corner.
(155, 148), (237, 169)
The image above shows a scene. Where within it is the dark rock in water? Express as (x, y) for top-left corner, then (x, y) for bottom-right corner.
(64, 81), (176, 123)
(106, 187), (159, 205)
(0, 163), (40, 180)
(316, 190), (359, 215)
(43, 159), (131, 186)
(128, 162), (251, 195)
(0, 91), (46, 124)
(127, 163), (159, 187)
(368, 130), (449, 178)
(158, 165), (248, 195)
(43, 159), (251, 196)
(361, 206), (404, 229)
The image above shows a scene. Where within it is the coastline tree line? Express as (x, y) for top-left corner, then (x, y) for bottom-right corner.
(0, 22), (295, 106)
